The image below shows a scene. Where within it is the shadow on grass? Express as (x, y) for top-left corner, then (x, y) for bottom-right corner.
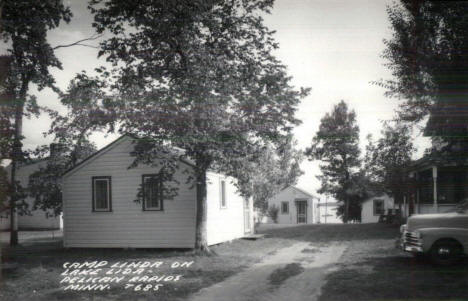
(258, 223), (401, 243)
(319, 253), (468, 301)
(268, 263), (305, 286)
(47, 269), (239, 301)
(1, 239), (194, 268)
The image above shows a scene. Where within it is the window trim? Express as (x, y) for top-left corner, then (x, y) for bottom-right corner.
(281, 201), (289, 214)
(220, 179), (227, 209)
(373, 199), (384, 216)
(142, 174), (164, 211)
(92, 176), (112, 212)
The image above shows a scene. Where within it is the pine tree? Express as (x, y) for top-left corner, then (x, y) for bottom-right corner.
(306, 101), (361, 222)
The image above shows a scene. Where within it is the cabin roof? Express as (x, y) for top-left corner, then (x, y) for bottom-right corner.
(62, 134), (195, 178)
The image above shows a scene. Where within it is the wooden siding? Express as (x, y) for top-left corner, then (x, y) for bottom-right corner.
(205, 172), (251, 245)
(266, 186), (315, 224)
(63, 137), (197, 248)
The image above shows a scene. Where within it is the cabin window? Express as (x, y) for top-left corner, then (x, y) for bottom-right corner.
(92, 176), (111, 212)
(373, 199), (384, 216)
(142, 174), (163, 211)
(281, 202), (289, 214)
(220, 180), (227, 208)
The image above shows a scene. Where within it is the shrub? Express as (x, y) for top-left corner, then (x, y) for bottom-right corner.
(268, 204), (279, 223)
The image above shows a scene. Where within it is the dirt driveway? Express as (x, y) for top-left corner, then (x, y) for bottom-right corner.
(190, 241), (347, 301)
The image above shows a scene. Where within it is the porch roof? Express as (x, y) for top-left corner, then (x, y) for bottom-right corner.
(407, 153), (468, 172)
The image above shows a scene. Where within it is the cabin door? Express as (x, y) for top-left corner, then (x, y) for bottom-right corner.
(244, 198), (251, 234)
(296, 200), (307, 224)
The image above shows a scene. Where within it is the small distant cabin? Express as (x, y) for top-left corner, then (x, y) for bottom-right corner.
(264, 186), (317, 224)
(61, 135), (253, 248)
(361, 193), (394, 223)
(1, 161), (62, 231)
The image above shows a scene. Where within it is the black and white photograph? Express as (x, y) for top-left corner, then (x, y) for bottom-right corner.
(1, 0), (468, 300)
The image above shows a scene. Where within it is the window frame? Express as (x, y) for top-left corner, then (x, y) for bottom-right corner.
(142, 174), (164, 211)
(373, 199), (384, 216)
(92, 176), (112, 212)
(281, 201), (289, 214)
(220, 179), (227, 209)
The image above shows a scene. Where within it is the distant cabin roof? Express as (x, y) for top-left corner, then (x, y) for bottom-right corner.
(282, 185), (317, 199)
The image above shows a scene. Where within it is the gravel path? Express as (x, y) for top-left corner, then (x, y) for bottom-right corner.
(189, 241), (347, 301)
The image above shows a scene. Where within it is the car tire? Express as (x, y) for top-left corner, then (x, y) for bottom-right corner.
(430, 239), (463, 266)
(412, 252), (426, 260)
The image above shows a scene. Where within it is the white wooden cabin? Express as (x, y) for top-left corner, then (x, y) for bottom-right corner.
(265, 186), (316, 224)
(361, 193), (394, 223)
(62, 135), (253, 248)
(1, 161), (62, 230)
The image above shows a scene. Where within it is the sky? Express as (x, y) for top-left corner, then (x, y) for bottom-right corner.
(2, 0), (430, 197)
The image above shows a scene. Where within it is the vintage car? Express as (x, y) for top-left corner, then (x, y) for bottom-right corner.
(399, 206), (468, 265)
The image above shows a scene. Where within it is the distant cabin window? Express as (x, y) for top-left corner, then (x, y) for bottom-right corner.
(92, 177), (111, 212)
(142, 174), (163, 211)
(220, 180), (227, 208)
(281, 202), (289, 214)
(373, 199), (384, 216)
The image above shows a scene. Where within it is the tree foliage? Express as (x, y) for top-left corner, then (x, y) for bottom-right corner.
(28, 139), (97, 217)
(0, 166), (10, 213)
(380, 1), (468, 149)
(306, 100), (361, 222)
(364, 122), (415, 206)
(59, 0), (308, 250)
(1, 0), (72, 245)
(0, 56), (14, 162)
(235, 134), (303, 216)
(267, 204), (279, 223)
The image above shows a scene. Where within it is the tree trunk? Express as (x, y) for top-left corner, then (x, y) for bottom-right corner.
(194, 157), (209, 252)
(9, 100), (23, 246)
(9, 160), (18, 246)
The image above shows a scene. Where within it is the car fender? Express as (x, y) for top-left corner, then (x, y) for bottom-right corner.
(418, 228), (468, 253)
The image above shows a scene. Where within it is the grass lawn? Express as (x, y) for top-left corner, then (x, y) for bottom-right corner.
(0, 232), (293, 301)
(311, 224), (468, 301)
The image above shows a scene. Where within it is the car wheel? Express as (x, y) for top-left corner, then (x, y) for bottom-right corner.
(430, 239), (463, 266)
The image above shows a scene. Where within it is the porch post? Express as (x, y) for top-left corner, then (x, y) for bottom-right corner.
(432, 166), (438, 213)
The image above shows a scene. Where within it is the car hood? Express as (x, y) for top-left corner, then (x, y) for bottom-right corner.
(407, 212), (468, 231)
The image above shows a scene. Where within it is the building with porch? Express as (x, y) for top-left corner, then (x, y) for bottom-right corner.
(403, 154), (468, 216)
